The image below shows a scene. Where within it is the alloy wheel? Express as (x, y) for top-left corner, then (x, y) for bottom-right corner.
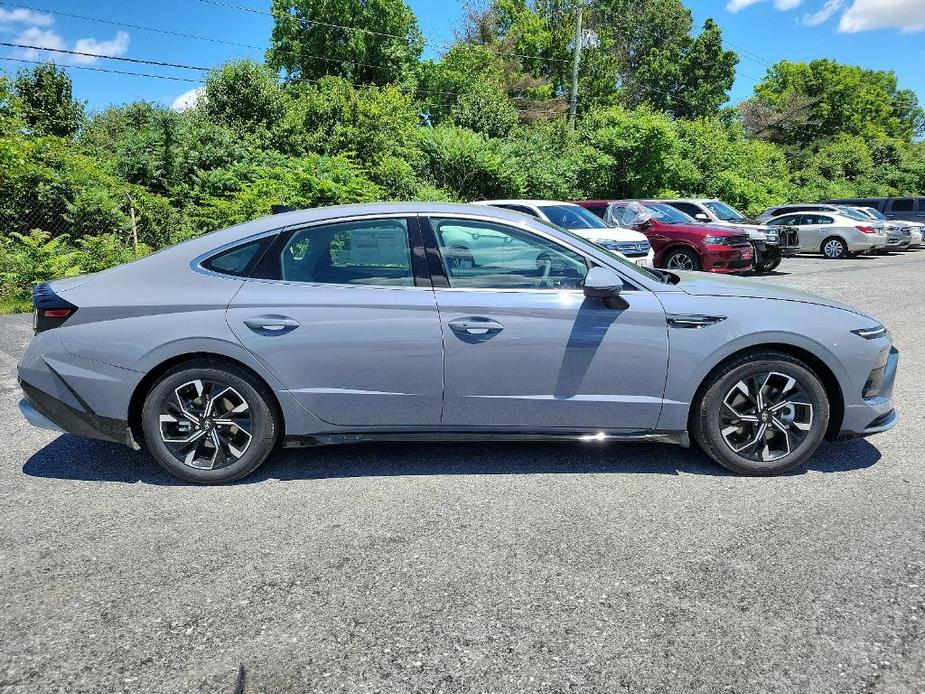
(823, 239), (845, 258)
(719, 371), (814, 463)
(159, 379), (253, 470)
(665, 253), (696, 271)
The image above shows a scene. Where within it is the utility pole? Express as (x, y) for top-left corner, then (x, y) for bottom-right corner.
(568, 1), (584, 129)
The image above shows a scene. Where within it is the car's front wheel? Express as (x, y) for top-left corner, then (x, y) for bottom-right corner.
(691, 352), (830, 475)
(141, 359), (278, 484)
(662, 247), (702, 272)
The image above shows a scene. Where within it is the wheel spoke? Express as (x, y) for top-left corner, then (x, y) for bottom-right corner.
(719, 370), (815, 464)
(159, 379), (253, 471)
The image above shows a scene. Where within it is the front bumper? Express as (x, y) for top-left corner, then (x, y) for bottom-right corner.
(837, 346), (899, 440)
(702, 245), (753, 274)
(19, 379), (140, 449)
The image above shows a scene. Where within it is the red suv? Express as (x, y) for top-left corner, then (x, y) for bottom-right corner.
(575, 200), (754, 273)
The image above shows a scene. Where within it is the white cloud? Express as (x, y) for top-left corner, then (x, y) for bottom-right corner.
(171, 87), (204, 111)
(72, 31), (130, 64)
(0, 8), (53, 26)
(801, 0), (846, 25)
(727, 0), (802, 12)
(838, 0), (925, 33)
(10, 26), (65, 61)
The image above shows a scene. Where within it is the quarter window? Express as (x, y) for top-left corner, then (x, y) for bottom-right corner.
(202, 239), (267, 277)
(279, 218), (414, 286)
(429, 218), (588, 290)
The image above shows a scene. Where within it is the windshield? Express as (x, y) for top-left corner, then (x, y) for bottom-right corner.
(704, 200), (747, 221)
(535, 218), (665, 283)
(539, 205), (609, 230)
(644, 202), (694, 224)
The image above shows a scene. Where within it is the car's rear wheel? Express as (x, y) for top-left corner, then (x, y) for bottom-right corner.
(141, 359), (278, 484)
(691, 352), (830, 475)
(821, 237), (848, 259)
(662, 247), (701, 272)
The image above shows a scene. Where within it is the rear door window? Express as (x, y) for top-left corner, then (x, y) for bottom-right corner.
(278, 218), (414, 286)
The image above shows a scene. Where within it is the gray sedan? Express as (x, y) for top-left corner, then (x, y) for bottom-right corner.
(18, 203), (898, 483)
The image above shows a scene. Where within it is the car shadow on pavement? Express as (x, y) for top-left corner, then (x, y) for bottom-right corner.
(22, 434), (883, 485)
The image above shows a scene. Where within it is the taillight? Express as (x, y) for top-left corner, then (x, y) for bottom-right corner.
(32, 283), (77, 333)
(856, 225), (876, 234)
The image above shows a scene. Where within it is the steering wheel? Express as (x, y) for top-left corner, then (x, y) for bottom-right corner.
(534, 252), (553, 288)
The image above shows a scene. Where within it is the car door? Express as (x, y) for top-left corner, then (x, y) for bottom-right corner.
(226, 215), (445, 427)
(422, 214), (669, 430)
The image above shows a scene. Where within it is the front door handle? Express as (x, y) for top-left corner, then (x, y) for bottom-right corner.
(243, 316), (300, 332)
(448, 317), (504, 335)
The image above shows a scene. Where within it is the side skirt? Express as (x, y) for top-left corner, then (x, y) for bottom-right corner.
(283, 430), (690, 448)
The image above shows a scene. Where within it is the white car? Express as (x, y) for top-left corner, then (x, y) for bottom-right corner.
(764, 211), (888, 259)
(856, 206), (922, 249)
(473, 200), (655, 267)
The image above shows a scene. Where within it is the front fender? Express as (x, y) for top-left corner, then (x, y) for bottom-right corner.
(656, 295), (874, 431)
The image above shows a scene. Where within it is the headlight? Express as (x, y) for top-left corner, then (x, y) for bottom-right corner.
(851, 325), (889, 340)
(598, 241), (622, 250)
(703, 235), (730, 245)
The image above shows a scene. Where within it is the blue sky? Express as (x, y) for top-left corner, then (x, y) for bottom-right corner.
(0, 0), (922, 113)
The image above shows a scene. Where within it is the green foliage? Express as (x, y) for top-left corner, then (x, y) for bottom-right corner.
(753, 59), (925, 146)
(13, 64), (84, 138)
(267, 0), (424, 86)
(418, 125), (524, 201)
(204, 60), (286, 132)
(450, 84), (519, 138)
(578, 106), (680, 198)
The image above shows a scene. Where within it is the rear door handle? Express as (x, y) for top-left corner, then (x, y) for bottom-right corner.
(243, 316), (300, 332)
(448, 317), (504, 335)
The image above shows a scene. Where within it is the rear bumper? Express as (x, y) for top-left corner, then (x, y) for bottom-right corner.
(18, 379), (140, 449)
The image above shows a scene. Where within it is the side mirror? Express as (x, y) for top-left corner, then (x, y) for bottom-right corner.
(583, 267), (629, 309)
(695, 213), (710, 221)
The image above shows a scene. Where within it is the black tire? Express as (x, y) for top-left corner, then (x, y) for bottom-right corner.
(762, 255), (782, 272)
(691, 351), (830, 476)
(821, 236), (848, 259)
(141, 358), (278, 484)
(662, 247), (702, 272)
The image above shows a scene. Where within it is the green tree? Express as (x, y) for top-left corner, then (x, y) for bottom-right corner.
(752, 59), (925, 146)
(267, 0), (424, 86)
(450, 84), (519, 138)
(203, 60), (286, 132)
(13, 64), (84, 138)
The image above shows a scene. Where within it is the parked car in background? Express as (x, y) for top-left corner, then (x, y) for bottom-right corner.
(823, 197), (925, 224)
(660, 198), (800, 273)
(855, 206), (922, 248)
(851, 207), (912, 253)
(754, 203), (870, 224)
(577, 200), (754, 273)
(764, 211), (887, 259)
(472, 200), (654, 267)
(18, 202), (898, 482)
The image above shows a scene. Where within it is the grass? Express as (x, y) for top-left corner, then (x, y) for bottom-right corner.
(0, 296), (31, 315)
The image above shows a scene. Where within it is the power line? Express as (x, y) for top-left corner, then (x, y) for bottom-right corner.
(0, 41), (211, 72)
(0, 57), (203, 83)
(0, 1), (263, 51)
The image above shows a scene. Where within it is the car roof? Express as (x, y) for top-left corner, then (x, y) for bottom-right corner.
(657, 198), (719, 204)
(474, 200), (582, 208)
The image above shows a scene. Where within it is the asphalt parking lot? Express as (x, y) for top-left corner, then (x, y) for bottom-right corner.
(1, 250), (924, 694)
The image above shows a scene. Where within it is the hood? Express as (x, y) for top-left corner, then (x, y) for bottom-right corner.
(709, 219), (769, 240)
(670, 271), (874, 319)
(573, 227), (648, 243)
(654, 220), (749, 237)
